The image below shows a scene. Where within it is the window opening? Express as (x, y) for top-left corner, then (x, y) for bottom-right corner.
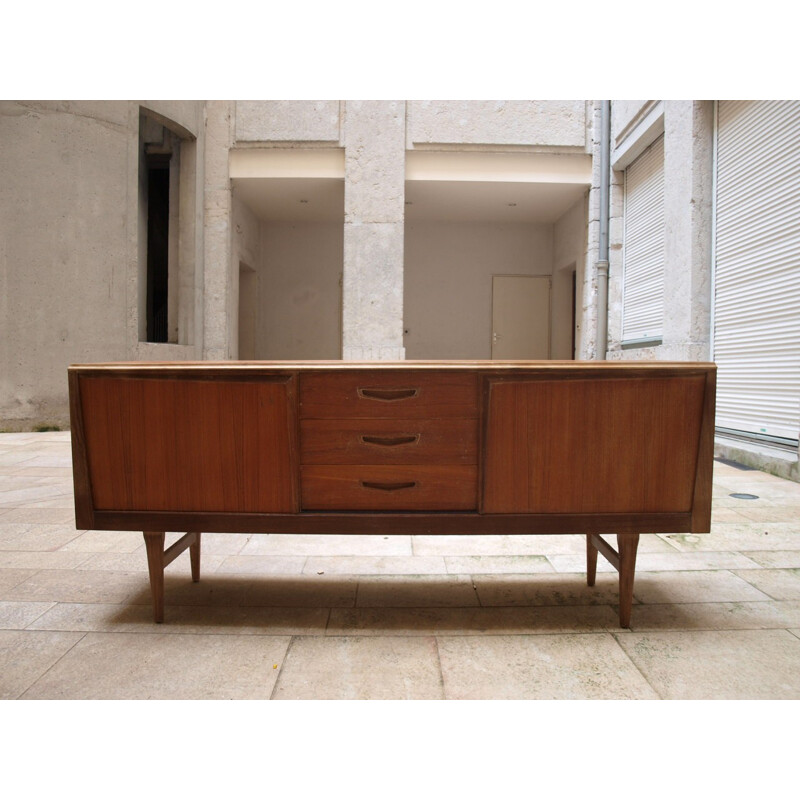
(145, 152), (171, 343)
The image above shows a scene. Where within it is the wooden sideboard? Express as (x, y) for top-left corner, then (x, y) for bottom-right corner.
(68, 360), (716, 627)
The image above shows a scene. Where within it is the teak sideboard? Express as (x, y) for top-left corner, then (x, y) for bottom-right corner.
(68, 360), (716, 627)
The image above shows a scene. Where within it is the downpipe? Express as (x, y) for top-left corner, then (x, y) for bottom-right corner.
(596, 100), (611, 360)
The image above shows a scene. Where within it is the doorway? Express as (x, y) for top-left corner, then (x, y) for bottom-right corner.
(491, 275), (551, 359)
(238, 262), (257, 360)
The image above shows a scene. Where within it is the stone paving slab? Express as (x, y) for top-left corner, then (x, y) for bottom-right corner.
(437, 633), (659, 699)
(733, 568), (800, 600)
(272, 635), (444, 700)
(327, 605), (621, 636)
(20, 631), (290, 700)
(626, 600), (800, 631)
(26, 601), (330, 636)
(0, 600), (55, 629)
(614, 629), (800, 699)
(0, 629), (85, 699)
(0, 522), (84, 552)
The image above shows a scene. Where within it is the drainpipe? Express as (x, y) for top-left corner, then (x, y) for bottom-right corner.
(596, 100), (611, 360)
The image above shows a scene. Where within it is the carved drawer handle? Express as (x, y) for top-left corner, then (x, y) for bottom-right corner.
(360, 480), (417, 492)
(360, 434), (420, 447)
(358, 388), (419, 402)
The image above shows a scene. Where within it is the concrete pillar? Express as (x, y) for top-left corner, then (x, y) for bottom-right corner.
(661, 101), (714, 361)
(579, 101), (604, 360)
(342, 101), (406, 360)
(203, 100), (234, 360)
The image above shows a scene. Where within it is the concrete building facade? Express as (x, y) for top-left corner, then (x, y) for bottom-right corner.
(1, 99), (797, 480)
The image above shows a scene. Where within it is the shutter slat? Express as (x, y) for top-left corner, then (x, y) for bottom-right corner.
(714, 100), (800, 443)
(622, 135), (665, 341)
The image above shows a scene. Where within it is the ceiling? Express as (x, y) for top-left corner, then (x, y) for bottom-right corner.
(232, 178), (344, 223)
(405, 180), (587, 224)
(233, 177), (588, 225)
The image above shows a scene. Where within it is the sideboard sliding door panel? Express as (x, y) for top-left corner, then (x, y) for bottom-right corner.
(79, 376), (298, 513)
(483, 374), (707, 514)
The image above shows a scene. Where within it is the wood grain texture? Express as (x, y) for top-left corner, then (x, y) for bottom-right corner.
(143, 531), (166, 623)
(93, 508), (693, 536)
(300, 465), (478, 510)
(300, 418), (478, 465)
(617, 533), (640, 628)
(69, 361), (715, 532)
(691, 368), (717, 532)
(69, 370), (95, 529)
(483, 374), (708, 515)
(80, 376), (297, 513)
(299, 370), (479, 419)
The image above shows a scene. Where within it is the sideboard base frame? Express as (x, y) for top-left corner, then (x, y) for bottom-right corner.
(139, 529), (642, 626)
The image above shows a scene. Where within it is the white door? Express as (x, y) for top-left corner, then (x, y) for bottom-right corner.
(491, 275), (551, 359)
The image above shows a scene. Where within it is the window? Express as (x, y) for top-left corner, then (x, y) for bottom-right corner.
(138, 109), (195, 346)
(145, 152), (171, 342)
(622, 135), (665, 346)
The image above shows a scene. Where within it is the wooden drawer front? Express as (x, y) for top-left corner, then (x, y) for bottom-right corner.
(301, 465), (478, 510)
(300, 418), (477, 465)
(300, 371), (478, 419)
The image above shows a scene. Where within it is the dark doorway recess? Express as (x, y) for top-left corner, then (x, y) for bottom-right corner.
(146, 154), (170, 343)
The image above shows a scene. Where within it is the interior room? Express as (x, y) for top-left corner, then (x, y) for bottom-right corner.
(230, 149), (345, 360)
(403, 151), (590, 361)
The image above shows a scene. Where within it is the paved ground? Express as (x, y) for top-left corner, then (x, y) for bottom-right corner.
(1, 430), (799, 700)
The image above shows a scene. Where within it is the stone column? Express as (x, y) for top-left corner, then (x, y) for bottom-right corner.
(202, 100), (234, 360)
(661, 100), (714, 361)
(342, 101), (406, 360)
(580, 100), (607, 360)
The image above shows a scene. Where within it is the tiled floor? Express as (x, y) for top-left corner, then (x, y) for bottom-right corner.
(2, 430), (799, 700)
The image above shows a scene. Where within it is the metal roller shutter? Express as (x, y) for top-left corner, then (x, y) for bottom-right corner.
(714, 100), (800, 445)
(622, 134), (665, 343)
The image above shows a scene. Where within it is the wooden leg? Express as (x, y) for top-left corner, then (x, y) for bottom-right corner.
(142, 531), (203, 623)
(586, 534), (598, 587)
(617, 533), (640, 629)
(143, 531), (166, 624)
(586, 532), (641, 628)
(190, 532), (201, 582)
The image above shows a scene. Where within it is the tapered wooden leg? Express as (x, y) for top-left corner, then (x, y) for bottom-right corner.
(143, 531), (166, 623)
(617, 533), (640, 629)
(586, 534), (598, 587)
(190, 532), (201, 582)
(142, 531), (202, 622)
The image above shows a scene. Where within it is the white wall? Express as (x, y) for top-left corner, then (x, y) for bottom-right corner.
(257, 222), (343, 359)
(552, 196), (588, 359)
(231, 191), (262, 359)
(403, 221), (555, 360)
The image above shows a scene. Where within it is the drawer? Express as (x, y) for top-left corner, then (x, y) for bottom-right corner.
(299, 371), (478, 419)
(300, 418), (477, 465)
(300, 465), (478, 511)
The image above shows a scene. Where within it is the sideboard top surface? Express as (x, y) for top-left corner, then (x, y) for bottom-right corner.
(69, 360), (716, 376)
